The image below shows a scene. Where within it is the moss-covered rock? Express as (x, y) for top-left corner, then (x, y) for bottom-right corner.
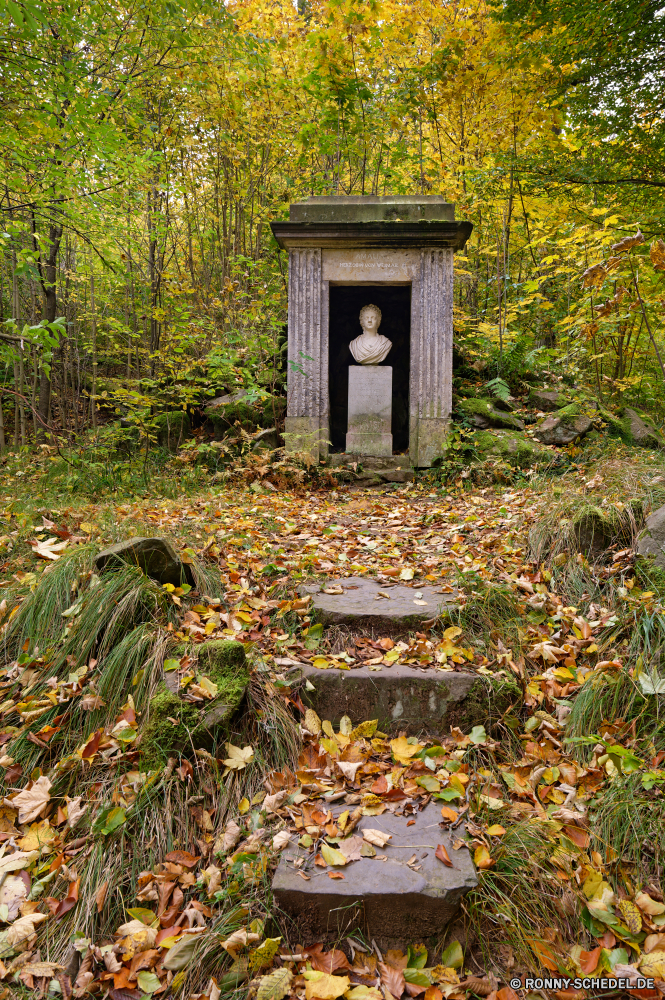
(599, 406), (663, 449)
(154, 411), (191, 451)
(534, 404), (592, 445)
(205, 393), (286, 439)
(473, 429), (550, 468)
(140, 639), (249, 769)
(572, 502), (643, 559)
(458, 398), (524, 432)
(528, 387), (570, 412)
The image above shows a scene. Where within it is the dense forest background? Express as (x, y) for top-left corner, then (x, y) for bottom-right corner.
(1, 0), (664, 452)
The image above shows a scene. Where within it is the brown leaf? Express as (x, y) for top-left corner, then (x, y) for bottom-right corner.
(56, 878), (80, 918)
(164, 850), (200, 868)
(435, 843), (453, 867)
(579, 947), (601, 974)
(96, 880), (109, 912)
(380, 960), (406, 999)
(306, 944), (351, 973)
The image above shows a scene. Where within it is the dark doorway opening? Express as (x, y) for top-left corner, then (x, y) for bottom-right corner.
(328, 284), (411, 453)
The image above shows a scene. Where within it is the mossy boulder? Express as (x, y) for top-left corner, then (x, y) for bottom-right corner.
(154, 411), (191, 451)
(473, 429), (550, 468)
(529, 387), (571, 412)
(599, 406), (663, 449)
(458, 397), (524, 431)
(205, 392), (286, 439)
(534, 404), (592, 445)
(140, 639), (249, 769)
(572, 502), (643, 559)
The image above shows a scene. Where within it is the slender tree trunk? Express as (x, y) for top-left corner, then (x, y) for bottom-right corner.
(90, 272), (98, 429)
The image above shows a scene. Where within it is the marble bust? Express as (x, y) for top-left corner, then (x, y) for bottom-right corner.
(348, 304), (392, 365)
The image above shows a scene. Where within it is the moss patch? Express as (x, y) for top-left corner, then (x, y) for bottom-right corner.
(473, 429), (549, 468)
(140, 639), (249, 769)
(447, 675), (522, 733)
(458, 398), (524, 432)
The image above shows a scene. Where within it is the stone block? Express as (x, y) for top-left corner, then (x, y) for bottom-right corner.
(272, 801), (477, 949)
(309, 577), (458, 628)
(638, 505), (665, 568)
(284, 416), (328, 461)
(290, 663), (516, 735)
(95, 537), (194, 588)
(346, 366), (392, 457)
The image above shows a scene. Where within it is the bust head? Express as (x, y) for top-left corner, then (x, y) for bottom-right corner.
(359, 304), (382, 335)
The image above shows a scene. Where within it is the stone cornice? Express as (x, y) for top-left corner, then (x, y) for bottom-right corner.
(270, 220), (473, 251)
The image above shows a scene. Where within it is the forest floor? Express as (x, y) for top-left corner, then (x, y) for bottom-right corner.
(1, 442), (665, 1000)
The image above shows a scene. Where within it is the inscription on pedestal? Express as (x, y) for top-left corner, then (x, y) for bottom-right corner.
(346, 366), (393, 457)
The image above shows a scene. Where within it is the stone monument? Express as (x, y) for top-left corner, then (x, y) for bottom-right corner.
(346, 304), (393, 456)
(270, 196), (472, 467)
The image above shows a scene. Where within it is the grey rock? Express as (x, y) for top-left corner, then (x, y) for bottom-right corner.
(638, 505), (665, 567)
(534, 413), (592, 445)
(207, 389), (251, 410)
(529, 388), (570, 412)
(272, 800), (477, 948)
(95, 537), (194, 587)
(251, 427), (282, 451)
(290, 663), (519, 734)
(311, 577), (458, 628)
(623, 408), (664, 449)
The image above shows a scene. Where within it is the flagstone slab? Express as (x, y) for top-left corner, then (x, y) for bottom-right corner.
(273, 801), (477, 948)
(308, 577), (459, 628)
(291, 663), (491, 735)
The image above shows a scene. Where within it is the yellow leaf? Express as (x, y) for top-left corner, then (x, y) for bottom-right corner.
(486, 825), (506, 836)
(636, 891), (665, 916)
(303, 971), (351, 1000)
(618, 899), (642, 934)
(349, 720), (378, 740)
(321, 843), (347, 867)
(474, 846), (494, 869)
(443, 626), (463, 641)
(223, 744), (254, 770)
(390, 736), (422, 764)
(640, 951), (665, 980)
(399, 567), (414, 581)
(238, 798), (250, 815)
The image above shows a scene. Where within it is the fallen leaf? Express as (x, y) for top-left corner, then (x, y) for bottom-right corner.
(5, 775), (51, 823)
(303, 970), (350, 999)
(435, 843), (453, 867)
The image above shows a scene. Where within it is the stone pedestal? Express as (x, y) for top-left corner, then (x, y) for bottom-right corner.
(346, 366), (392, 456)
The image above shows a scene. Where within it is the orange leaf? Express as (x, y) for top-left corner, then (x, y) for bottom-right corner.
(164, 850), (199, 868)
(498, 989), (520, 1000)
(579, 946), (601, 974)
(440, 806), (458, 822)
(527, 938), (558, 972)
(425, 990), (443, 1000)
(95, 880), (109, 912)
(56, 878), (80, 918)
(435, 844), (454, 867)
(328, 871), (345, 879)
(564, 825), (590, 849)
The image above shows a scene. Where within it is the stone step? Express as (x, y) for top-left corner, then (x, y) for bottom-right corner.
(289, 662), (516, 735)
(329, 455), (411, 470)
(273, 801), (477, 950)
(305, 577), (459, 629)
(328, 455), (415, 483)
